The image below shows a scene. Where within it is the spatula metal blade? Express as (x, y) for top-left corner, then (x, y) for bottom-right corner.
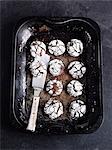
(32, 54), (50, 89)
(32, 72), (47, 89)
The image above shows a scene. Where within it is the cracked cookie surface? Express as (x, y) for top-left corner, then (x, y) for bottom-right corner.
(67, 39), (83, 57)
(49, 59), (64, 76)
(69, 100), (86, 119)
(68, 61), (86, 79)
(44, 98), (63, 120)
(30, 40), (46, 57)
(48, 40), (65, 56)
(46, 79), (63, 96)
(67, 80), (83, 97)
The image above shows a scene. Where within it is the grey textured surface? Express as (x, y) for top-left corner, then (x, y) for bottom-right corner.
(1, 1), (112, 150)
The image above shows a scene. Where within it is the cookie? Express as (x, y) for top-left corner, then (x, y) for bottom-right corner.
(44, 98), (63, 120)
(68, 61), (86, 79)
(49, 59), (64, 76)
(69, 100), (86, 119)
(48, 40), (65, 56)
(67, 39), (83, 57)
(46, 79), (63, 96)
(30, 40), (46, 57)
(30, 59), (47, 77)
(67, 80), (83, 97)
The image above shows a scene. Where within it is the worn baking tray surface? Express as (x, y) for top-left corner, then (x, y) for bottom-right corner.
(10, 18), (103, 134)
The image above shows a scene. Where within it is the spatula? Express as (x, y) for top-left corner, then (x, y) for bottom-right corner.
(26, 54), (50, 132)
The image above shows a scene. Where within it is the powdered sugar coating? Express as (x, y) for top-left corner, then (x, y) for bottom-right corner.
(67, 39), (83, 57)
(30, 59), (47, 77)
(48, 40), (65, 56)
(69, 100), (86, 119)
(46, 80), (63, 96)
(68, 61), (86, 79)
(49, 59), (64, 76)
(44, 98), (63, 120)
(30, 40), (46, 57)
(67, 80), (83, 97)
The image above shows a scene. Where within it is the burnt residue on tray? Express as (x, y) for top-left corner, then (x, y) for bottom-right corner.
(11, 18), (102, 134)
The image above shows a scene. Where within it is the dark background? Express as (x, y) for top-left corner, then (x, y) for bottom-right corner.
(1, 1), (112, 150)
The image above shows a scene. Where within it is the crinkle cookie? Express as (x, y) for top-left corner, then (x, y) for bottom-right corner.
(30, 40), (46, 57)
(44, 98), (63, 120)
(49, 59), (64, 76)
(69, 100), (86, 119)
(67, 80), (83, 97)
(48, 40), (65, 56)
(67, 39), (83, 57)
(68, 61), (86, 79)
(30, 59), (47, 77)
(46, 79), (63, 96)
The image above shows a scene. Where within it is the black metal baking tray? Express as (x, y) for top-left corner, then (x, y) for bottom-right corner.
(10, 17), (103, 134)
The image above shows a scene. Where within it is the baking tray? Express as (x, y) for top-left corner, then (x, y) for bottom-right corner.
(10, 17), (103, 134)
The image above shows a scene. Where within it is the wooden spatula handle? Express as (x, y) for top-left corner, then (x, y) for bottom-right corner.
(26, 96), (40, 132)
